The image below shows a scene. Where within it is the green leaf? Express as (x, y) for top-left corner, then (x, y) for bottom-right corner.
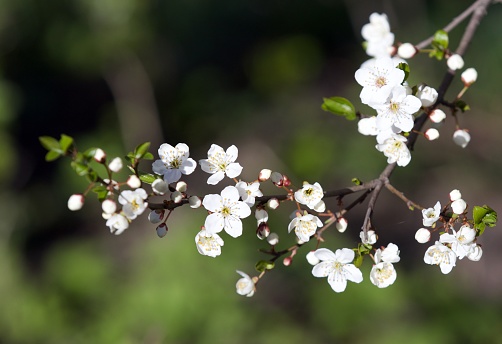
(59, 134), (74, 154)
(432, 30), (449, 51)
(134, 142), (151, 159)
(455, 100), (470, 112)
(321, 97), (356, 120)
(473, 205), (497, 236)
(397, 63), (410, 82)
(353, 253), (363, 268)
(83, 148), (98, 160)
(428, 49), (445, 61)
(142, 152), (154, 160)
(255, 260), (275, 272)
(39, 136), (61, 151)
(138, 172), (157, 184)
(92, 185), (109, 201)
(71, 161), (90, 176)
(45, 150), (61, 162)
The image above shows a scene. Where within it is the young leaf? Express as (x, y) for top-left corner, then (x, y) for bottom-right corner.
(39, 136), (61, 151)
(321, 97), (356, 120)
(255, 260), (275, 272)
(397, 63), (410, 82)
(473, 205), (497, 236)
(59, 134), (74, 154)
(45, 150), (61, 162)
(432, 30), (449, 51)
(134, 142), (151, 159)
(138, 172), (157, 184)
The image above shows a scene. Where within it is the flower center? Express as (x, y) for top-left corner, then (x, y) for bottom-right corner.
(375, 76), (387, 88)
(221, 206), (231, 216)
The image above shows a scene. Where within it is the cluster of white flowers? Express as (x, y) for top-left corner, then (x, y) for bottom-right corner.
(370, 243), (400, 288)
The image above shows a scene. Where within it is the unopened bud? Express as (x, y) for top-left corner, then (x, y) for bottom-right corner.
(306, 251), (320, 265)
(152, 179), (169, 195)
(453, 129), (470, 148)
(256, 222), (270, 240)
(449, 189), (462, 202)
(108, 157), (123, 173)
(156, 223), (168, 238)
(467, 244), (483, 261)
(171, 191), (183, 203)
(267, 198), (280, 210)
(335, 217), (348, 233)
(270, 172), (283, 187)
(102, 199), (117, 214)
(68, 194), (85, 211)
(93, 148), (106, 163)
(461, 67), (477, 86)
(416, 84), (438, 107)
(451, 199), (467, 214)
(360, 230), (377, 245)
(429, 109), (446, 123)
(255, 208), (269, 224)
(266, 232), (279, 245)
(425, 128), (440, 141)
(189, 195), (202, 208)
(127, 175), (141, 189)
(447, 54), (464, 70)
(282, 174), (291, 187)
(148, 209), (165, 224)
(258, 169), (272, 182)
(397, 42), (417, 59)
(283, 256), (292, 266)
(415, 228), (431, 243)
(175, 181), (187, 193)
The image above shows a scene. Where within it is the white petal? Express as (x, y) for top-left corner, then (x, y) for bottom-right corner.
(180, 158), (197, 175)
(313, 248), (337, 261)
(202, 194), (222, 212)
(312, 261), (334, 278)
(204, 213), (224, 234)
(164, 169), (182, 184)
(335, 248), (356, 264)
(224, 216), (243, 238)
(344, 264), (364, 283)
(226, 145), (239, 162)
(225, 163), (243, 178)
(327, 271), (348, 293)
(221, 186), (240, 202)
(207, 171), (225, 185)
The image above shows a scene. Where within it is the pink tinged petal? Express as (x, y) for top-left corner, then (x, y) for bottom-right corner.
(180, 158), (196, 175)
(335, 248), (356, 264)
(312, 261), (334, 278)
(221, 186), (240, 202)
(314, 248), (337, 261)
(202, 194), (223, 212)
(152, 160), (167, 175)
(223, 216), (243, 238)
(204, 213), (224, 234)
(328, 271), (348, 293)
(207, 171), (225, 185)
(343, 264), (364, 283)
(225, 145), (239, 162)
(225, 163), (243, 178)
(164, 169), (182, 184)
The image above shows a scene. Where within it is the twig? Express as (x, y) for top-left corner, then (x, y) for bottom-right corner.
(385, 183), (424, 210)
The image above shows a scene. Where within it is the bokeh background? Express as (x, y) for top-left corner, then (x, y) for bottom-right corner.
(2, 0), (502, 343)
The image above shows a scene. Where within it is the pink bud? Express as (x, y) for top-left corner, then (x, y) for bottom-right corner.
(283, 256), (292, 266)
(256, 222), (270, 240)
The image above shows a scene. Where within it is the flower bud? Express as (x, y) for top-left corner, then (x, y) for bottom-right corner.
(189, 195), (201, 208)
(270, 172), (283, 187)
(68, 194), (85, 211)
(148, 209), (165, 224)
(335, 217), (348, 233)
(127, 175), (141, 189)
(415, 228), (431, 243)
(306, 251), (320, 265)
(453, 129), (470, 148)
(425, 128), (440, 141)
(467, 244), (483, 261)
(461, 67), (477, 86)
(170, 191), (183, 203)
(283, 256), (292, 266)
(449, 189), (462, 202)
(156, 223), (168, 238)
(267, 198), (280, 210)
(256, 222), (270, 240)
(429, 109), (446, 123)
(108, 157), (123, 173)
(451, 199), (467, 214)
(255, 208), (269, 224)
(102, 199), (117, 214)
(282, 174), (291, 187)
(266, 232), (279, 245)
(175, 181), (187, 193)
(258, 169), (272, 182)
(416, 85), (438, 107)
(93, 148), (106, 163)
(152, 179), (169, 195)
(397, 42), (417, 59)
(313, 200), (326, 213)
(360, 230), (377, 245)
(447, 54), (464, 70)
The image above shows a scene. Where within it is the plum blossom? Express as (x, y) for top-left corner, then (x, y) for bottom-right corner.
(429, 109), (446, 123)
(203, 186), (251, 238)
(467, 244), (483, 261)
(416, 85), (438, 107)
(439, 225), (476, 259)
(108, 157), (123, 173)
(199, 144), (243, 185)
(355, 57), (405, 105)
(449, 189), (462, 202)
(288, 212), (323, 242)
(152, 143), (197, 184)
(236, 271), (255, 297)
(106, 213), (129, 235)
(424, 241), (457, 274)
(375, 134), (411, 167)
(415, 228), (431, 243)
(371, 243), (400, 288)
(195, 229), (224, 258)
(461, 68), (478, 86)
(119, 188), (148, 220)
(422, 201), (441, 227)
(68, 194), (85, 211)
(361, 13), (394, 58)
(447, 54), (464, 70)
(235, 181), (263, 206)
(451, 198), (467, 214)
(311, 248), (363, 293)
(294, 182), (325, 211)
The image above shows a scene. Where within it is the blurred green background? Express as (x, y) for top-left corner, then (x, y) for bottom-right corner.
(1, 0), (502, 343)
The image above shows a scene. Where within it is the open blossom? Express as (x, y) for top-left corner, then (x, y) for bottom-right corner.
(236, 271), (255, 297)
(422, 201), (441, 227)
(235, 181), (263, 206)
(288, 213), (323, 242)
(355, 57), (405, 105)
(203, 186), (251, 238)
(371, 243), (400, 288)
(195, 229), (224, 258)
(375, 134), (411, 167)
(294, 182), (325, 211)
(106, 213), (129, 235)
(311, 248), (363, 293)
(152, 143), (197, 184)
(361, 13), (394, 58)
(199, 144), (243, 185)
(424, 241), (457, 274)
(374, 243), (400, 264)
(119, 188), (148, 220)
(372, 85), (422, 132)
(439, 225), (476, 259)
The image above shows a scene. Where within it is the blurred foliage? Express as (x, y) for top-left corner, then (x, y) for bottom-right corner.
(1, 0), (502, 342)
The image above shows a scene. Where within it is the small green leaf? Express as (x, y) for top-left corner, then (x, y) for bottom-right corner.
(432, 30), (449, 51)
(139, 173), (157, 184)
(92, 185), (109, 201)
(134, 142), (151, 159)
(397, 63), (410, 82)
(255, 260), (275, 272)
(428, 49), (445, 61)
(455, 100), (470, 112)
(142, 152), (154, 160)
(321, 97), (356, 120)
(39, 136), (61, 151)
(473, 205), (497, 236)
(353, 253), (363, 268)
(71, 161), (90, 176)
(351, 177), (362, 186)
(84, 148), (98, 160)
(59, 134), (74, 154)
(45, 150), (61, 162)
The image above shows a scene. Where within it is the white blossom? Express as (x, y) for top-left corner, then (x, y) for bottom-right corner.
(424, 241), (457, 274)
(108, 157), (123, 173)
(467, 244), (483, 261)
(294, 182), (325, 211)
(422, 201), (441, 227)
(415, 228), (431, 243)
(199, 144), (243, 185)
(202, 186), (251, 238)
(355, 57), (405, 105)
(101, 199), (117, 214)
(312, 248), (363, 293)
(416, 85), (438, 107)
(461, 68), (478, 86)
(195, 229), (224, 258)
(106, 213), (129, 235)
(68, 194), (85, 211)
(440, 225), (476, 259)
(361, 13), (394, 58)
(119, 188), (148, 220)
(429, 109), (446, 123)
(375, 134), (411, 167)
(288, 213), (323, 242)
(451, 199), (467, 214)
(447, 54), (464, 70)
(306, 251), (320, 265)
(449, 189), (462, 202)
(236, 271), (255, 297)
(425, 128), (440, 141)
(235, 181), (263, 207)
(453, 129), (471, 148)
(152, 143), (196, 184)
(372, 85), (421, 132)
(127, 175), (141, 189)
(374, 243), (400, 263)
(370, 262), (397, 288)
